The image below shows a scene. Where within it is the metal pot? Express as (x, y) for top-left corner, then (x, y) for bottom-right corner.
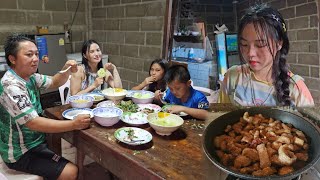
(203, 107), (320, 180)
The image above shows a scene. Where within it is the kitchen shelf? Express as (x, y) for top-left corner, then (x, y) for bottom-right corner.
(173, 35), (202, 43)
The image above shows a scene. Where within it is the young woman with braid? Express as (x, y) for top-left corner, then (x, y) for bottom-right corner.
(219, 4), (314, 107)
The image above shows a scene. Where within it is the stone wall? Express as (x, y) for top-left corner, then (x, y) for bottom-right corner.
(90, 0), (166, 89)
(0, 0), (88, 53)
(237, 0), (320, 104)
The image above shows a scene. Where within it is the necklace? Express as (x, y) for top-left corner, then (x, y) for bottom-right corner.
(249, 75), (274, 106)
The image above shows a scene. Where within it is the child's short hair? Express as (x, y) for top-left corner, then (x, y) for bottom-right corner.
(164, 65), (190, 84)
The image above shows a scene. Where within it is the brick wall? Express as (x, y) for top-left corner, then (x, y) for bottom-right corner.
(237, 0), (320, 104)
(90, 0), (166, 89)
(0, 0), (88, 53)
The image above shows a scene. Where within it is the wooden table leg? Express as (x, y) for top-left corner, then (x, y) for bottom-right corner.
(46, 134), (62, 155)
(76, 143), (85, 180)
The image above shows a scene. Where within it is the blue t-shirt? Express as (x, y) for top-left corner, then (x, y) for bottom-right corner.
(163, 87), (209, 109)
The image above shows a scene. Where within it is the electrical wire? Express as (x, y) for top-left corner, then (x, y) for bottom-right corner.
(68, 0), (81, 31)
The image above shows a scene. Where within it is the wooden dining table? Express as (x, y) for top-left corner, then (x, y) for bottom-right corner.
(43, 103), (229, 180)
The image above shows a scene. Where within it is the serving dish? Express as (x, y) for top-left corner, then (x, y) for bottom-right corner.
(62, 108), (93, 120)
(114, 127), (152, 146)
(203, 107), (320, 180)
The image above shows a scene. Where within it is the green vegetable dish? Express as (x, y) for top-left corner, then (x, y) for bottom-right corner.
(116, 100), (138, 113)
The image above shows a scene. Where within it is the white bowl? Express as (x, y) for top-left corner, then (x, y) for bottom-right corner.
(131, 91), (154, 104)
(96, 100), (115, 108)
(101, 88), (127, 101)
(191, 31), (200, 36)
(68, 95), (94, 108)
(147, 113), (184, 136)
(92, 107), (123, 127)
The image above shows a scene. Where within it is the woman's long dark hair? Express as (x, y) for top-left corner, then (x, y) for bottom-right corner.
(148, 59), (168, 92)
(81, 39), (104, 89)
(238, 4), (291, 106)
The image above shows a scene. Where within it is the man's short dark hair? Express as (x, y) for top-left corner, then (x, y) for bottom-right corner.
(4, 34), (35, 66)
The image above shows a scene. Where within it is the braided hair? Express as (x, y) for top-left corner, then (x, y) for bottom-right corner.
(238, 4), (291, 106)
(81, 39), (104, 90)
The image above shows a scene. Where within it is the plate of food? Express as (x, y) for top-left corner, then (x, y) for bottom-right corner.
(117, 100), (139, 113)
(86, 92), (105, 102)
(62, 108), (93, 120)
(119, 102), (162, 126)
(161, 105), (188, 116)
(137, 104), (161, 114)
(96, 100), (115, 108)
(114, 127), (152, 146)
(121, 112), (148, 126)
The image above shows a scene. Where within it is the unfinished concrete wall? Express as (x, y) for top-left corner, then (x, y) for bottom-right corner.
(0, 0), (88, 53)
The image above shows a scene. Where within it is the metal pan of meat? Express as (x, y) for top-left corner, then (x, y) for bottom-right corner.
(203, 107), (320, 180)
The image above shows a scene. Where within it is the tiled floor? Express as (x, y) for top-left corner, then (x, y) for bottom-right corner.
(61, 139), (112, 180)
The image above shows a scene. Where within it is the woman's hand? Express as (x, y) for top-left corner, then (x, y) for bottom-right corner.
(143, 76), (155, 86)
(104, 63), (115, 71)
(104, 70), (114, 81)
(63, 60), (78, 73)
(93, 77), (104, 88)
(72, 114), (91, 130)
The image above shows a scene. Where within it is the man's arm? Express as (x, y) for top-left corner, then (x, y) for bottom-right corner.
(25, 114), (91, 133)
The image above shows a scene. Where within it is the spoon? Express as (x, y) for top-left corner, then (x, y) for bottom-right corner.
(58, 66), (71, 74)
(159, 92), (168, 105)
(123, 139), (145, 143)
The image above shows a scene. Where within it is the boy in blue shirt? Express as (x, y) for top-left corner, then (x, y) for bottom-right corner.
(158, 65), (209, 120)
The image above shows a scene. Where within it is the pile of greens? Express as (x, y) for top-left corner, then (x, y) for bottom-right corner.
(117, 100), (138, 113)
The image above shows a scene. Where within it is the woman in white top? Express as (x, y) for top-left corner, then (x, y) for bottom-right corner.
(70, 40), (122, 95)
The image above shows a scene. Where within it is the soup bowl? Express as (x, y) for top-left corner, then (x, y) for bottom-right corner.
(147, 112), (184, 136)
(68, 95), (94, 108)
(101, 88), (127, 101)
(131, 90), (154, 104)
(92, 107), (123, 127)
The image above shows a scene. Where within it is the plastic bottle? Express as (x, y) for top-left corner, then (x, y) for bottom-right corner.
(188, 48), (194, 59)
